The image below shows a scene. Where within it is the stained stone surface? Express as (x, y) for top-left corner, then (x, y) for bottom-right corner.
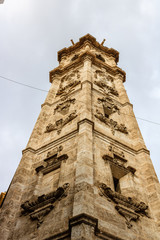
(0, 34), (160, 240)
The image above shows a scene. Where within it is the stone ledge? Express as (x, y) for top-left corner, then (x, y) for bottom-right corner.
(50, 51), (125, 83)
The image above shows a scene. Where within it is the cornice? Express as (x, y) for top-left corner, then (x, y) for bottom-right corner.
(58, 34), (119, 64)
(22, 119), (149, 157)
(94, 129), (150, 156)
(45, 213), (125, 240)
(22, 129), (78, 155)
(50, 51), (126, 83)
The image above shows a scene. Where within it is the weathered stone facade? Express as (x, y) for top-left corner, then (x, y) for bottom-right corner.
(0, 34), (160, 240)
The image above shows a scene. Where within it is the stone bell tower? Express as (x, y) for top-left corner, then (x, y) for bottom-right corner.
(0, 34), (160, 240)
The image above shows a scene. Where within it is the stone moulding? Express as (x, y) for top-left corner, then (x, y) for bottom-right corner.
(69, 213), (125, 240)
(29, 213), (126, 240)
(99, 183), (149, 228)
(50, 51), (126, 83)
(36, 154), (68, 175)
(95, 109), (128, 135)
(45, 110), (77, 134)
(102, 154), (136, 176)
(21, 183), (69, 228)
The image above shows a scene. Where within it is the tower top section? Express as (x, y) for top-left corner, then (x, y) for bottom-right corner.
(58, 34), (119, 63)
(50, 34), (126, 83)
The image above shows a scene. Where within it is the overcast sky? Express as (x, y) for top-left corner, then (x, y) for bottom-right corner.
(0, 0), (160, 192)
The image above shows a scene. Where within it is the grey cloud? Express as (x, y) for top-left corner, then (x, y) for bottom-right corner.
(0, 0), (160, 191)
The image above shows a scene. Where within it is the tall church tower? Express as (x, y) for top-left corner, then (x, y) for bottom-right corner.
(0, 34), (160, 240)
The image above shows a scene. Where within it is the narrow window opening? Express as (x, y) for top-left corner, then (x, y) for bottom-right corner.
(113, 177), (121, 193)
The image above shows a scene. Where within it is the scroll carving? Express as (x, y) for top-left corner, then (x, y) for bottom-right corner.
(21, 183), (70, 228)
(94, 70), (118, 97)
(95, 109), (128, 135)
(54, 98), (76, 115)
(99, 183), (149, 228)
(56, 70), (80, 97)
(45, 110), (77, 134)
(98, 96), (120, 117)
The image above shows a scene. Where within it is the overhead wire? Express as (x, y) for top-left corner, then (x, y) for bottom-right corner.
(1, 75), (160, 126)
(0, 75), (48, 93)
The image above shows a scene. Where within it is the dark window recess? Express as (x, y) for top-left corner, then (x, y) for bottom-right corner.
(104, 106), (112, 118)
(96, 54), (105, 62)
(113, 177), (121, 193)
(71, 54), (79, 61)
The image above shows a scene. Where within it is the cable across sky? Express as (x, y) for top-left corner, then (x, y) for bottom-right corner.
(1, 74), (160, 126)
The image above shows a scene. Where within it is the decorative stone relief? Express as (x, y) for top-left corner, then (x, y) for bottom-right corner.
(45, 110), (77, 134)
(74, 182), (93, 194)
(95, 109), (128, 135)
(56, 70), (80, 97)
(97, 96), (120, 117)
(108, 145), (125, 159)
(47, 145), (63, 158)
(21, 183), (69, 228)
(36, 153), (68, 175)
(94, 70), (118, 97)
(99, 183), (149, 228)
(54, 98), (76, 115)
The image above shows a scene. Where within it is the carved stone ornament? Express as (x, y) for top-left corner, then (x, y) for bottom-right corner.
(54, 98), (76, 115)
(56, 70), (80, 97)
(36, 153), (68, 175)
(47, 145), (63, 158)
(97, 96), (120, 117)
(108, 145), (125, 159)
(94, 70), (119, 97)
(45, 110), (77, 134)
(99, 183), (149, 228)
(21, 183), (69, 228)
(95, 109), (128, 135)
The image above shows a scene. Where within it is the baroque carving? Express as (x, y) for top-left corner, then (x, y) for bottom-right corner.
(36, 153), (68, 175)
(95, 109), (128, 135)
(74, 182), (93, 194)
(21, 183), (69, 228)
(94, 70), (119, 97)
(98, 96), (120, 117)
(108, 145), (125, 159)
(99, 183), (149, 228)
(56, 70), (80, 97)
(54, 98), (76, 115)
(45, 110), (77, 134)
